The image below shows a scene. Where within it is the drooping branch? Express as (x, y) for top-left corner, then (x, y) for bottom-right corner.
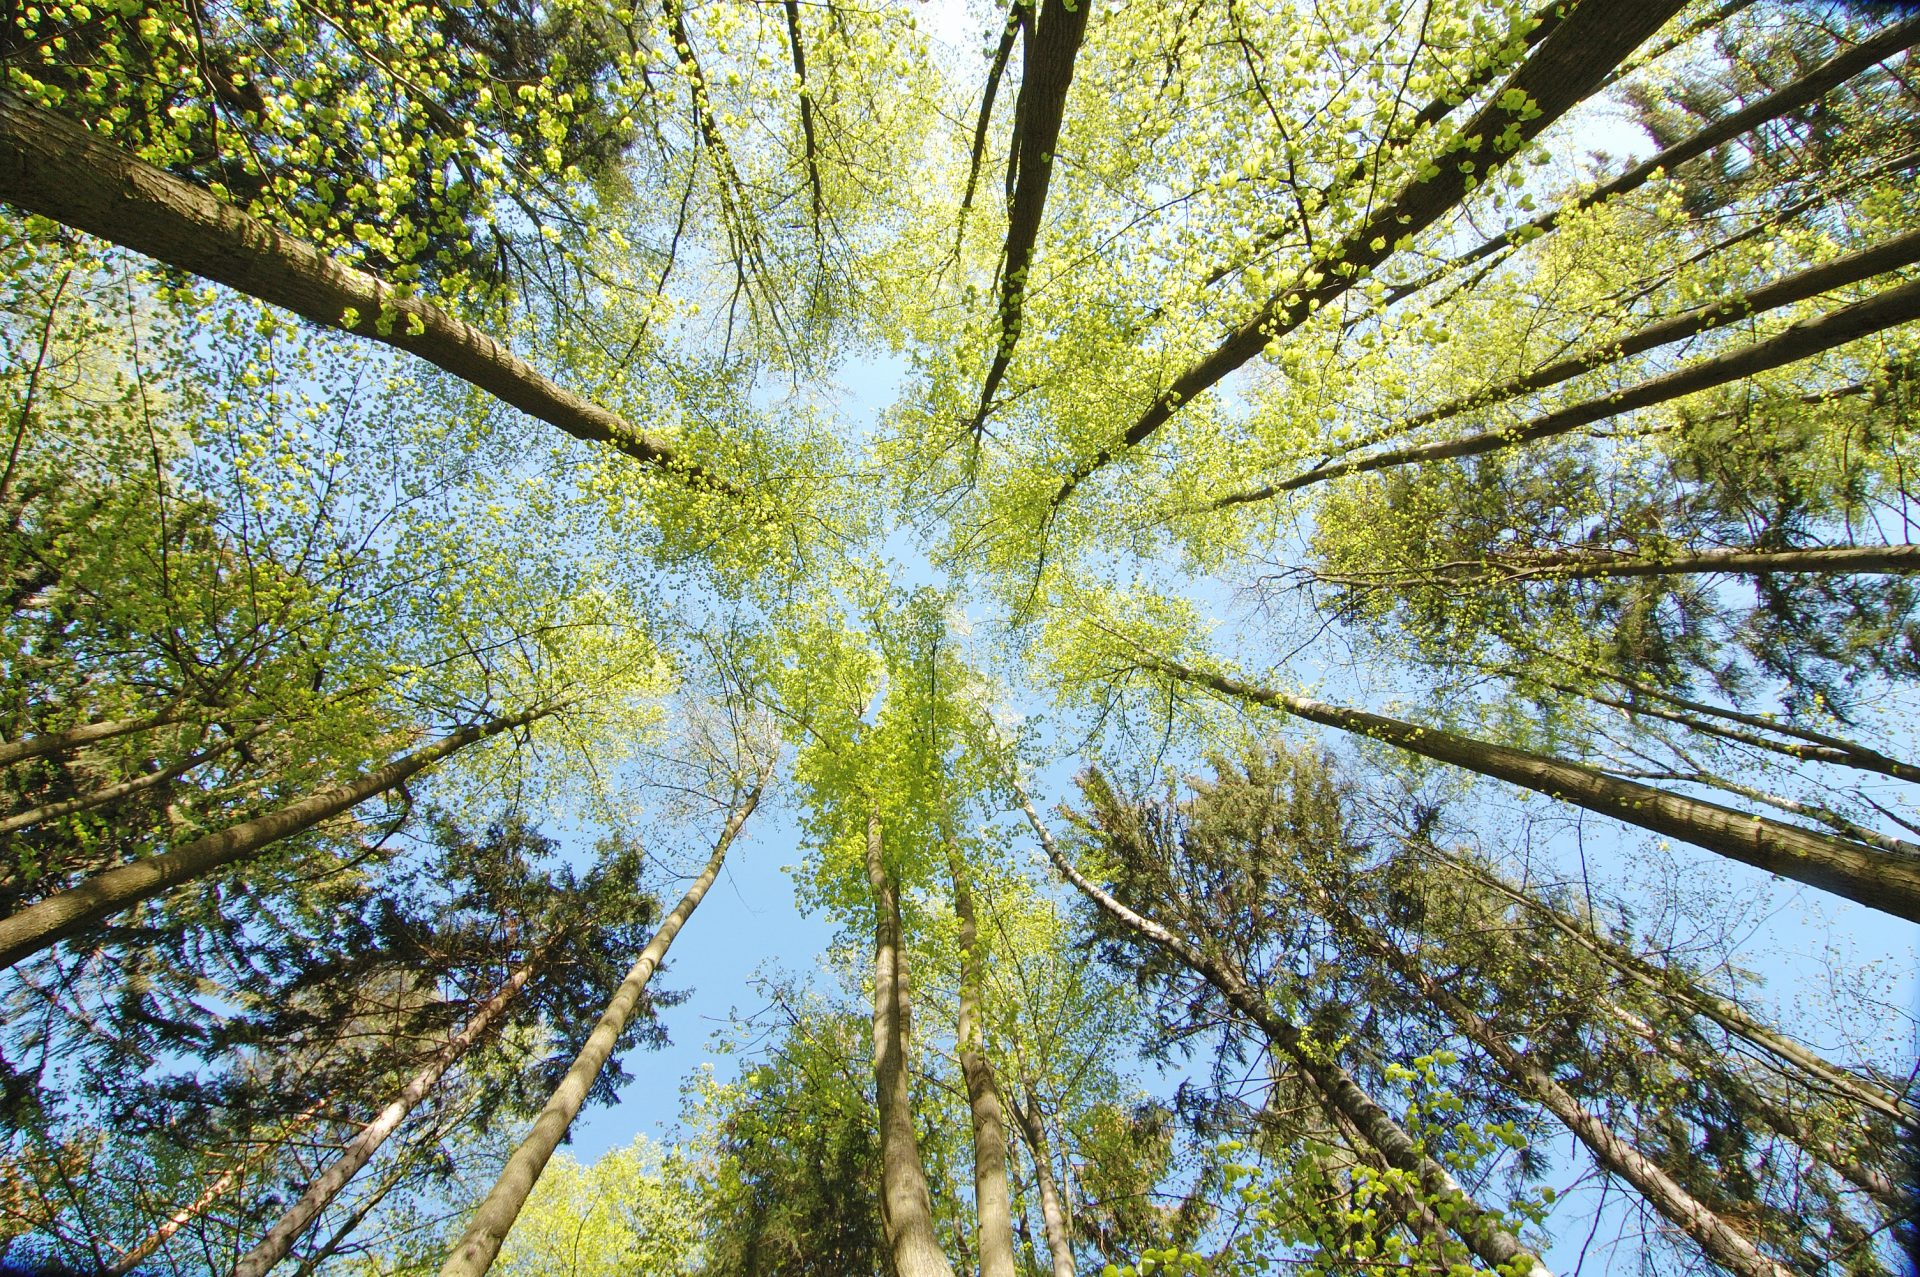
(1431, 848), (1916, 1125)
(1311, 885), (1794, 1277)
(0, 94), (737, 496)
(1049, 0), (1688, 508)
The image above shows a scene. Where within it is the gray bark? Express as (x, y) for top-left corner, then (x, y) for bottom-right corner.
(866, 806), (957, 1277)
(0, 93), (732, 495)
(950, 851), (1019, 1277)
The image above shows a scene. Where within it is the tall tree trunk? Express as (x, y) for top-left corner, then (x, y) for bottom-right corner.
(949, 848), (1019, 1277)
(0, 705), (188, 770)
(1009, 1083), (1076, 1277)
(108, 1098), (327, 1275)
(1605, 1004), (1904, 1209)
(0, 94), (729, 494)
(1233, 276), (1920, 502)
(866, 805), (957, 1277)
(1052, 0), (1687, 505)
(1393, 226), (1920, 435)
(1141, 654), (1920, 920)
(1437, 849), (1915, 1125)
(1310, 543), (1920, 592)
(437, 766), (769, 1277)
(1307, 884), (1792, 1277)
(1012, 782), (1551, 1277)
(234, 962), (538, 1277)
(0, 704), (557, 971)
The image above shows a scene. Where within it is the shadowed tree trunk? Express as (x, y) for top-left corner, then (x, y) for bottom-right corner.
(0, 704), (559, 971)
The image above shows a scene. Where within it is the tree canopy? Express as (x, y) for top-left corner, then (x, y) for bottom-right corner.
(0, 0), (1916, 1274)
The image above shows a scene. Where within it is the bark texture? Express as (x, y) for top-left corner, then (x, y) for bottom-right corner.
(1144, 655), (1920, 920)
(865, 806), (957, 1277)
(436, 769), (768, 1277)
(0, 705), (553, 971)
(234, 964), (536, 1277)
(0, 94), (730, 493)
(1053, 0), (1688, 505)
(950, 850), (1019, 1277)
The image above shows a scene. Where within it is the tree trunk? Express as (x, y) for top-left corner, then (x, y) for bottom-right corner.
(1437, 850), (1916, 1125)
(948, 848), (1019, 1277)
(1606, 1004), (1905, 1209)
(1012, 782), (1551, 1277)
(1434, 17), (1920, 279)
(1315, 543), (1920, 592)
(234, 963), (537, 1277)
(436, 766), (769, 1277)
(108, 1098), (327, 1275)
(865, 805), (957, 1277)
(0, 704), (556, 971)
(1238, 276), (1920, 502)
(0, 705), (187, 770)
(1053, 0), (1687, 505)
(1342, 915), (1792, 1277)
(1142, 654), (1920, 920)
(1010, 1083), (1076, 1277)
(0, 722), (268, 836)
(1396, 226), (1920, 435)
(0, 93), (730, 494)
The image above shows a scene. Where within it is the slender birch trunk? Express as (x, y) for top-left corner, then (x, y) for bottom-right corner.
(866, 805), (957, 1277)
(1010, 1083), (1076, 1277)
(234, 963), (537, 1277)
(437, 766), (769, 1277)
(1012, 782), (1550, 1277)
(0, 705), (556, 971)
(1140, 654), (1920, 920)
(948, 848), (1019, 1277)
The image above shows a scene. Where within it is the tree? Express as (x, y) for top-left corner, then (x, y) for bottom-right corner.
(2, 0), (1916, 1273)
